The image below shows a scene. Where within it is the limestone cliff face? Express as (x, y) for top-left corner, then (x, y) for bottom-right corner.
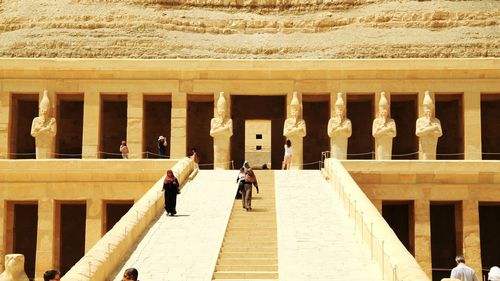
(0, 0), (498, 58)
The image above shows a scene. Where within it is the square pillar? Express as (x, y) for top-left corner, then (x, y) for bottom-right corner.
(0, 200), (5, 272)
(82, 92), (100, 158)
(462, 200), (482, 279)
(414, 199), (432, 278)
(127, 92), (143, 159)
(0, 92), (9, 159)
(85, 199), (102, 253)
(171, 89), (187, 159)
(463, 92), (482, 160)
(34, 199), (56, 280)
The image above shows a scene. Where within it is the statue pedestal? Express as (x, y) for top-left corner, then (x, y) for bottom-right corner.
(213, 136), (230, 170)
(288, 136), (303, 170)
(330, 137), (348, 160)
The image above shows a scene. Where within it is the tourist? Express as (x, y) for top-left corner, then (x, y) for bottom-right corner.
(450, 255), (479, 281)
(242, 168), (259, 211)
(120, 140), (129, 159)
(489, 266), (500, 281)
(121, 268), (139, 281)
(43, 269), (60, 281)
(161, 169), (180, 216)
(235, 167), (245, 199)
(158, 136), (167, 158)
(191, 148), (200, 170)
(282, 139), (292, 170)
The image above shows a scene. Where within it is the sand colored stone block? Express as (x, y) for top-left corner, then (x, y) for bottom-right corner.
(85, 199), (103, 253)
(0, 201), (4, 273)
(34, 199), (55, 281)
(461, 200), (482, 280)
(463, 92), (482, 160)
(82, 92), (100, 159)
(414, 200), (432, 278)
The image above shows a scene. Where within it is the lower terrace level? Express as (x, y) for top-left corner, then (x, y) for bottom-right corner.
(0, 160), (499, 281)
(0, 59), (499, 168)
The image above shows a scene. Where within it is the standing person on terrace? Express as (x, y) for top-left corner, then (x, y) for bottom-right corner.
(450, 255), (479, 281)
(161, 170), (180, 216)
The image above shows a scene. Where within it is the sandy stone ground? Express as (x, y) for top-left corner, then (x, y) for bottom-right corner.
(0, 0), (499, 58)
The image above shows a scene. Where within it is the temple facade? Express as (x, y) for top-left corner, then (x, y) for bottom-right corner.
(0, 58), (499, 281)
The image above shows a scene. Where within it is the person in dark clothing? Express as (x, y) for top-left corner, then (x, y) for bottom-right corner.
(158, 136), (167, 158)
(122, 268), (139, 281)
(161, 169), (179, 216)
(242, 168), (259, 211)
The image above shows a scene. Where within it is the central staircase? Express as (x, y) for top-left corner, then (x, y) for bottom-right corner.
(213, 170), (279, 280)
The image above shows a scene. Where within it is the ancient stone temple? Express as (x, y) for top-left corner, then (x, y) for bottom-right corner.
(0, 1), (499, 281)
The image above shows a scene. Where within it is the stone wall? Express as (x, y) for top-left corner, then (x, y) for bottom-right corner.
(0, 0), (498, 58)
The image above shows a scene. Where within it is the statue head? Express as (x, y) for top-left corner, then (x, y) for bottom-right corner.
(378, 92), (389, 118)
(216, 92), (227, 119)
(39, 90), (50, 119)
(423, 91), (434, 118)
(1, 254), (28, 279)
(334, 92), (346, 118)
(290, 92), (300, 118)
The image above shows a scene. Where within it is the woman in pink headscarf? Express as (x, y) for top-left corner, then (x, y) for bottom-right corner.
(161, 169), (179, 216)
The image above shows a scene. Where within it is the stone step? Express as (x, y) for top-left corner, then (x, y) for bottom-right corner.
(217, 257), (278, 264)
(215, 265), (278, 272)
(221, 246), (277, 252)
(219, 252), (278, 258)
(213, 271), (279, 279)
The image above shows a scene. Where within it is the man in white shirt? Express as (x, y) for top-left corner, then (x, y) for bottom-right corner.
(450, 255), (479, 281)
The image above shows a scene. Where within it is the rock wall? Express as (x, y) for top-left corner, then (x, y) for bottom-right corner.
(0, 0), (498, 58)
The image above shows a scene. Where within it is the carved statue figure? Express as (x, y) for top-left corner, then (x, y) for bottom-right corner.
(0, 254), (29, 281)
(415, 91), (442, 160)
(372, 92), (396, 160)
(283, 92), (306, 138)
(30, 90), (57, 159)
(327, 92), (352, 160)
(210, 92), (233, 169)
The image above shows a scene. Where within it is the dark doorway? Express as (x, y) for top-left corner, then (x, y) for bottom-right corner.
(100, 95), (127, 159)
(382, 201), (414, 255)
(10, 94), (38, 159)
(303, 96), (330, 169)
(479, 204), (500, 278)
(430, 203), (461, 281)
(391, 94), (418, 159)
(346, 94), (374, 159)
(231, 95), (286, 170)
(104, 201), (134, 233)
(56, 95), (84, 158)
(481, 94), (500, 160)
(187, 96), (214, 169)
(144, 96), (171, 159)
(435, 94), (464, 160)
(13, 203), (38, 280)
(59, 203), (86, 275)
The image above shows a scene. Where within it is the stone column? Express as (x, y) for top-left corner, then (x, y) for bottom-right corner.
(170, 85), (188, 159)
(371, 199), (382, 214)
(0, 200), (5, 272)
(127, 92), (143, 159)
(414, 199), (432, 278)
(462, 200), (482, 279)
(85, 199), (102, 253)
(82, 92), (100, 158)
(0, 92), (9, 159)
(463, 92), (482, 160)
(34, 199), (56, 280)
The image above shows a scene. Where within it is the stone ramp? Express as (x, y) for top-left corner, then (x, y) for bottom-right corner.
(111, 170), (236, 281)
(212, 170), (278, 280)
(275, 170), (382, 281)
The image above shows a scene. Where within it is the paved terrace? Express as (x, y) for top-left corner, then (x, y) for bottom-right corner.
(111, 170), (381, 281)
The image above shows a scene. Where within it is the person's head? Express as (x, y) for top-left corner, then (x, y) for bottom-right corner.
(455, 255), (465, 264)
(166, 169), (174, 178)
(192, 148), (197, 153)
(158, 135), (163, 141)
(423, 91), (434, 118)
(239, 167), (244, 173)
(39, 90), (50, 119)
(43, 269), (60, 281)
(121, 140), (126, 145)
(217, 92), (227, 120)
(286, 139), (291, 147)
(122, 268), (138, 281)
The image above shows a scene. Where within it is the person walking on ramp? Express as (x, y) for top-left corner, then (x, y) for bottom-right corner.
(162, 169), (180, 216)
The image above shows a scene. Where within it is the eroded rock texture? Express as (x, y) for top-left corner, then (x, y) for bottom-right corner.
(0, 0), (499, 58)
